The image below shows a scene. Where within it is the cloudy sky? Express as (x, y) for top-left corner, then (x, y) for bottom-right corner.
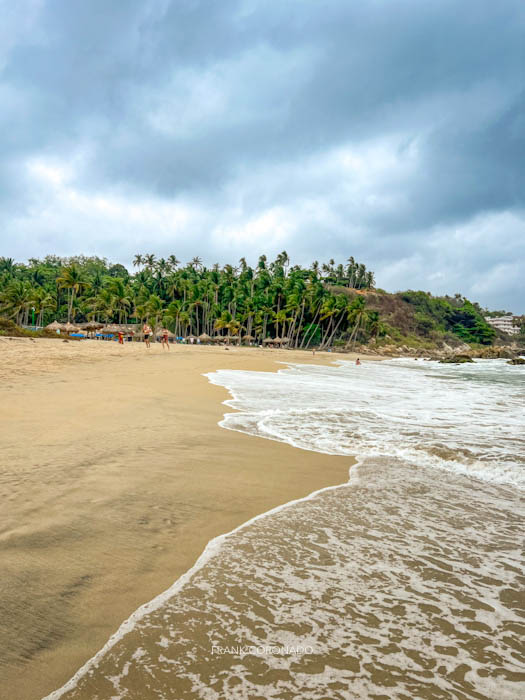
(1, 0), (524, 311)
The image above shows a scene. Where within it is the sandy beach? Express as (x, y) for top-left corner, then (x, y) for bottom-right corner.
(0, 338), (376, 700)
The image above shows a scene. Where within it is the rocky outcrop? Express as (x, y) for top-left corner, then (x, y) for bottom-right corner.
(507, 357), (525, 365)
(439, 354), (475, 364)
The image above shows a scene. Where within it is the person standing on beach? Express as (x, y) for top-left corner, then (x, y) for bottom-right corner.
(143, 323), (152, 348)
(117, 330), (124, 345)
(161, 328), (170, 350)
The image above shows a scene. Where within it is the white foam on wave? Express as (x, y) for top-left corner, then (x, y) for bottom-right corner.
(207, 358), (525, 488)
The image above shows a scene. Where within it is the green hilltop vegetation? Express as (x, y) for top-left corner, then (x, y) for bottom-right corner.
(0, 252), (517, 349)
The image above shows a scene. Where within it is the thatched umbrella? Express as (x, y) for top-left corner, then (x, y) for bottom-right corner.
(262, 337), (275, 345)
(100, 325), (117, 333)
(281, 337), (290, 345)
(63, 322), (79, 333)
(242, 334), (254, 344)
(227, 335), (241, 344)
(156, 328), (174, 338)
(273, 336), (283, 346)
(199, 333), (212, 343)
(213, 334), (224, 343)
(82, 321), (104, 331)
(45, 320), (64, 331)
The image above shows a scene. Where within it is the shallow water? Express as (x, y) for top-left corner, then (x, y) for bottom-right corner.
(45, 359), (525, 699)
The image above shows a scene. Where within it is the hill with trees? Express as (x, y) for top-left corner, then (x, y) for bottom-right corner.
(0, 252), (517, 350)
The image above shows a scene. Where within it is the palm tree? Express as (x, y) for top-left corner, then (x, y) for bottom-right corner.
(146, 294), (165, 332)
(188, 256), (203, 271)
(345, 296), (369, 349)
(33, 287), (56, 326)
(133, 254), (144, 269)
(168, 255), (180, 270)
(0, 280), (33, 324)
(105, 278), (132, 323)
(144, 254), (157, 270)
(56, 264), (90, 322)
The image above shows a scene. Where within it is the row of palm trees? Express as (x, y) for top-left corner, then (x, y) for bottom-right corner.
(0, 253), (380, 348)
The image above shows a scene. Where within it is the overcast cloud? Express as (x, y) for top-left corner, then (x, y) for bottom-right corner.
(1, 0), (524, 311)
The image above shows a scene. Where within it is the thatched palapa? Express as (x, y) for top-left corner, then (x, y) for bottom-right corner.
(45, 320), (64, 331)
(63, 322), (80, 333)
(82, 321), (104, 330)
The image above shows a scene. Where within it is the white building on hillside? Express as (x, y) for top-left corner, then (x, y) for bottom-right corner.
(484, 316), (520, 335)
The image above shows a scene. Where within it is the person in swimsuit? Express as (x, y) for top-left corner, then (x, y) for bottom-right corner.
(143, 323), (152, 348)
(117, 330), (124, 345)
(161, 328), (170, 350)
(356, 357), (361, 365)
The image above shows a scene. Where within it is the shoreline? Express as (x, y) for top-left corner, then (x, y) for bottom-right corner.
(0, 339), (382, 699)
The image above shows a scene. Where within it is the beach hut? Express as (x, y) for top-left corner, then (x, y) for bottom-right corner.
(199, 333), (212, 343)
(98, 325), (118, 338)
(45, 320), (64, 333)
(63, 322), (79, 333)
(81, 321), (103, 337)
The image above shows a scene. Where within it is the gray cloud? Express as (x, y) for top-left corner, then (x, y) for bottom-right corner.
(1, 0), (524, 311)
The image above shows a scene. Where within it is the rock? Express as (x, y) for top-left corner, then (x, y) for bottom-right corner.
(507, 357), (525, 365)
(439, 354), (474, 364)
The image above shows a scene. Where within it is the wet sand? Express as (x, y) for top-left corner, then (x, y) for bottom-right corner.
(0, 339), (378, 700)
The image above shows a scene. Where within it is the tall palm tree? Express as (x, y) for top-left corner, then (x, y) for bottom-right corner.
(105, 278), (132, 323)
(56, 264), (90, 322)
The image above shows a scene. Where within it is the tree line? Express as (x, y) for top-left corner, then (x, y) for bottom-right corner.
(0, 253), (378, 348)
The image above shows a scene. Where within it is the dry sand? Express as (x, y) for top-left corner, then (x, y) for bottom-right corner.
(0, 338), (380, 699)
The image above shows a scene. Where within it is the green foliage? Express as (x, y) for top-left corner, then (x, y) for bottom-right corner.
(400, 292), (495, 345)
(301, 323), (321, 346)
(0, 253), (499, 349)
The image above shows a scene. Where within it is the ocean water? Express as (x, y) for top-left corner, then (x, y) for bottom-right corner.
(45, 359), (525, 700)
